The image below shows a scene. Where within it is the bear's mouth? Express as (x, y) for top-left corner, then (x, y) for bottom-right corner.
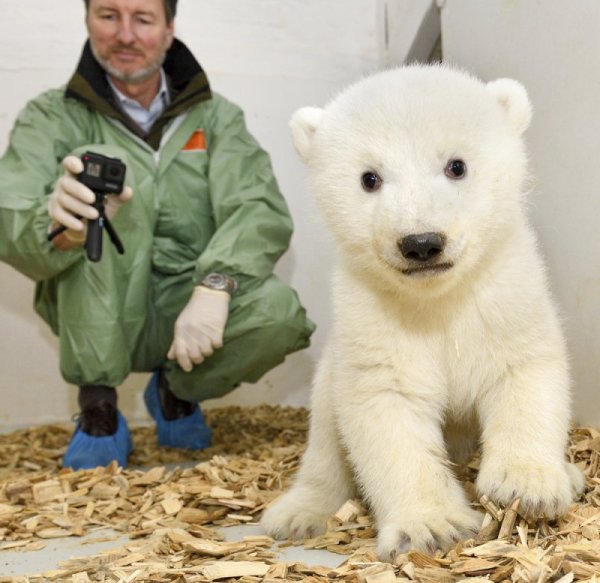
(401, 262), (454, 276)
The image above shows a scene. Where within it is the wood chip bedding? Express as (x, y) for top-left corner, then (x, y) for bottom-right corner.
(1, 405), (599, 582)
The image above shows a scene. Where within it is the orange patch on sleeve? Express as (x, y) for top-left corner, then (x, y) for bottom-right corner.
(182, 129), (207, 152)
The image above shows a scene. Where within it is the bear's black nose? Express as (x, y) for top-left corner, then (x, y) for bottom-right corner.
(399, 232), (445, 262)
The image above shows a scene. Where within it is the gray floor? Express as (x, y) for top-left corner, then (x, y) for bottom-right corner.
(1, 523), (344, 578)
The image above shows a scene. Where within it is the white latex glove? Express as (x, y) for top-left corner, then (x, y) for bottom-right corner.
(48, 155), (133, 239)
(167, 286), (231, 372)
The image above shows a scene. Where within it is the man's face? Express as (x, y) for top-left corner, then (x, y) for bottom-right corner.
(86, 0), (174, 84)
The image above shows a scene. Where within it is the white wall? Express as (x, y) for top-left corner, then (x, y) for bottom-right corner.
(0, 0), (387, 429)
(441, 0), (600, 426)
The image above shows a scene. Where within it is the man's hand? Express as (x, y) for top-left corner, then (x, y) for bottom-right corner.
(167, 286), (231, 372)
(48, 155), (133, 248)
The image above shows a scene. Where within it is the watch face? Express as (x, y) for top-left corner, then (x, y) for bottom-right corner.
(206, 274), (227, 289)
(203, 273), (236, 294)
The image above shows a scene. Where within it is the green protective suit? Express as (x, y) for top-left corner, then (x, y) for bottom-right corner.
(0, 39), (315, 401)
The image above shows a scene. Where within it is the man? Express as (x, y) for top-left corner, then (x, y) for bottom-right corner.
(0, 0), (315, 469)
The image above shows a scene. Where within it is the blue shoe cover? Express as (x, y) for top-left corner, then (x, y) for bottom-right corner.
(144, 370), (212, 450)
(63, 411), (133, 470)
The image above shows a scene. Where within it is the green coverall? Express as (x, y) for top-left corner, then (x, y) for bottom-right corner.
(0, 39), (315, 401)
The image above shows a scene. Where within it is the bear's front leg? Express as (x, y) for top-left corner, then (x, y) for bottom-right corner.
(476, 360), (584, 518)
(261, 351), (356, 540)
(336, 389), (480, 561)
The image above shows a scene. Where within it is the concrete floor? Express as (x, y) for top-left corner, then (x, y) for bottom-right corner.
(1, 523), (344, 578)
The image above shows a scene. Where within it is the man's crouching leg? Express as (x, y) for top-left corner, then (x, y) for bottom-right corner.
(165, 274), (315, 401)
(138, 273), (315, 450)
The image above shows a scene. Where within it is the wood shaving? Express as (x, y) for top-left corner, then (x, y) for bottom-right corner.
(0, 406), (599, 582)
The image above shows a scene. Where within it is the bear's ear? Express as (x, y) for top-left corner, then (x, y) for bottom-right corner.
(289, 107), (324, 163)
(486, 78), (532, 136)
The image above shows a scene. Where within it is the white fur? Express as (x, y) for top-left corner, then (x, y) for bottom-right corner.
(261, 65), (584, 561)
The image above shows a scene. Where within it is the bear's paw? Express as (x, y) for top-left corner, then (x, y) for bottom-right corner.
(476, 458), (585, 518)
(376, 503), (481, 561)
(260, 488), (332, 540)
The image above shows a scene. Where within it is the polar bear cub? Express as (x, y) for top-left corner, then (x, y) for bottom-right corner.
(261, 65), (584, 560)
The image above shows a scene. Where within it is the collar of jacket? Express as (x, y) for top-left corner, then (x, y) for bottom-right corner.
(65, 38), (212, 150)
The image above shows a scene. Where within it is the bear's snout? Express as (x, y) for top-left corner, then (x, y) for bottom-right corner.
(399, 232), (446, 262)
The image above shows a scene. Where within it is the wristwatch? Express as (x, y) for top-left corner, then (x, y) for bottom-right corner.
(200, 272), (237, 296)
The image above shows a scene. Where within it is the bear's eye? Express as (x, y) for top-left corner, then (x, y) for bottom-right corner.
(444, 159), (467, 179)
(361, 171), (383, 192)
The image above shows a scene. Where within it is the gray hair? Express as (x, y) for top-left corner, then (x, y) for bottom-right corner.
(83, 0), (177, 24)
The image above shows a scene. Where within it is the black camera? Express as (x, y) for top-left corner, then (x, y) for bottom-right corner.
(47, 151), (127, 262)
(79, 151), (126, 195)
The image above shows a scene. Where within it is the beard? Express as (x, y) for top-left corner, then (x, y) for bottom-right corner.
(90, 40), (168, 84)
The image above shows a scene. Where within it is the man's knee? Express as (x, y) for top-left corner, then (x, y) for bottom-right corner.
(166, 276), (315, 401)
(229, 275), (315, 346)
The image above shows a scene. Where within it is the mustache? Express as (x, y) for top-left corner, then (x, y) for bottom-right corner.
(110, 45), (144, 55)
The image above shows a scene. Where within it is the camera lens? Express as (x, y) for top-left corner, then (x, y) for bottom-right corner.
(106, 164), (124, 181)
